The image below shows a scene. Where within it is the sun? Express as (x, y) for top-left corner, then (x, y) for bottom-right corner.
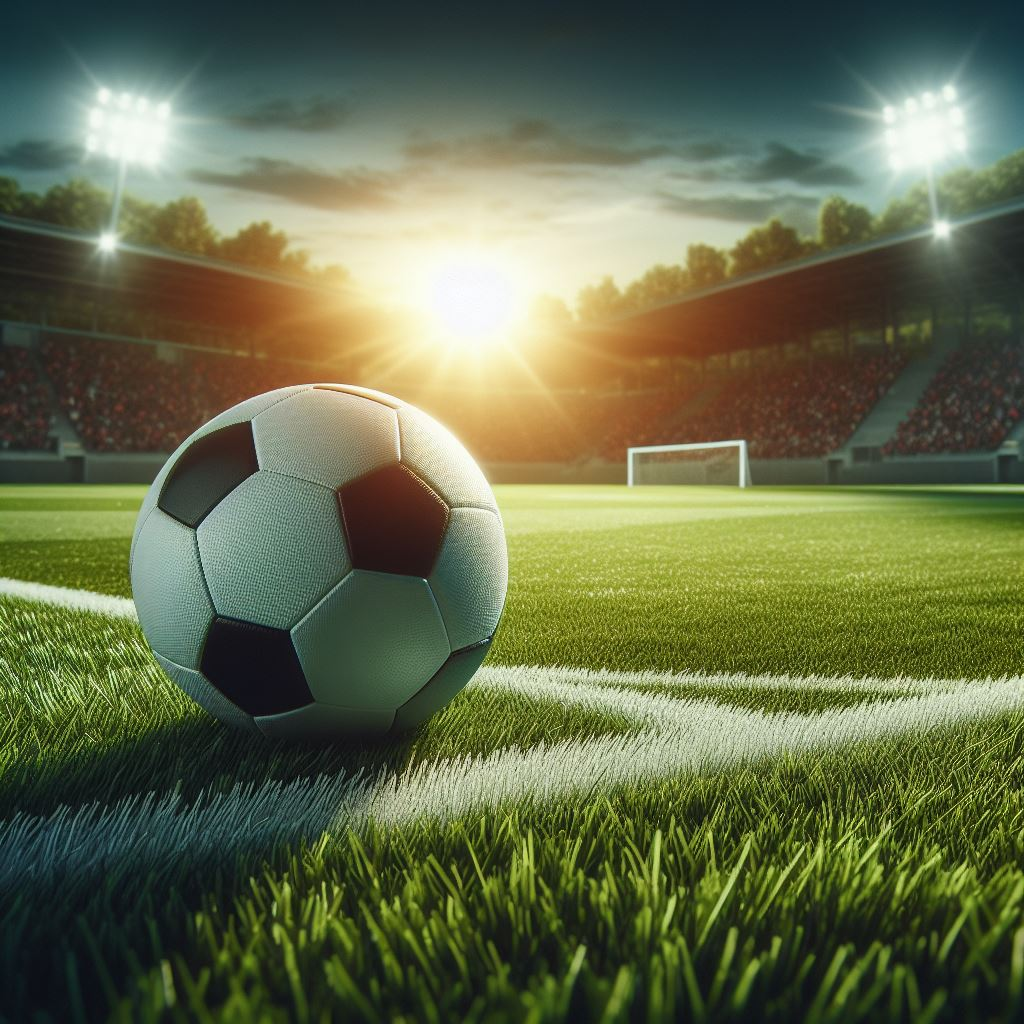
(425, 252), (522, 347)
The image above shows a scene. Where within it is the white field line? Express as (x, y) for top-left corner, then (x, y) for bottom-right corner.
(0, 577), (137, 620)
(475, 664), (1022, 699)
(371, 677), (1024, 829)
(3, 576), (1024, 889)
(3, 677), (1024, 892)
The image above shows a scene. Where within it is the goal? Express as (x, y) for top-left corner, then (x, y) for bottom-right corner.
(627, 440), (751, 487)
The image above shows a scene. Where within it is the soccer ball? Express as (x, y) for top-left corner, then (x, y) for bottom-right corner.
(130, 384), (507, 740)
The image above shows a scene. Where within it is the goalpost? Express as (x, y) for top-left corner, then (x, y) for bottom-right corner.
(627, 440), (752, 487)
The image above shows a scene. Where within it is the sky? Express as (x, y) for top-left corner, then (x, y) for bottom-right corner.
(2, 1), (1023, 312)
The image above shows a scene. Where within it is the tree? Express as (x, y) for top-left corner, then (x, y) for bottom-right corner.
(139, 197), (218, 256)
(979, 150), (1024, 207)
(623, 263), (689, 311)
(118, 195), (160, 245)
(32, 179), (109, 231)
(817, 195), (873, 250)
(0, 177), (20, 215)
(310, 263), (350, 288)
(934, 167), (985, 217)
(218, 220), (290, 270)
(874, 182), (931, 237)
(576, 276), (625, 322)
(729, 218), (809, 277)
(684, 243), (727, 288)
(530, 293), (574, 326)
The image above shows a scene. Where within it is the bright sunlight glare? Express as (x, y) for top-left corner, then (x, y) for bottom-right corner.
(426, 254), (522, 346)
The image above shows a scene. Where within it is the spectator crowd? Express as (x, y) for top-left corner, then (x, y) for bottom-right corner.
(0, 347), (53, 450)
(39, 339), (313, 452)
(883, 338), (1024, 456)
(670, 351), (908, 459)
(2, 334), (1021, 462)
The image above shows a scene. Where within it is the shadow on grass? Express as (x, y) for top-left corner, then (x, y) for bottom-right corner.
(0, 707), (423, 822)
(0, 708), (428, 1020)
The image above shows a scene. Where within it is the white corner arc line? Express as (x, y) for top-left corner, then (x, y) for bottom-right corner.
(3, 577), (1024, 889)
(3, 677), (1024, 893)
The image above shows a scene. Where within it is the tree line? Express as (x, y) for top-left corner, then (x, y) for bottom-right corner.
(4, 145), (1024, 315)
(570, 147), (1024, 323)
(0, 176), (348, 287)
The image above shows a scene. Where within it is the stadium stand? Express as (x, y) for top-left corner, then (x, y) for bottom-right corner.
(40, 338), (314, 453)
(882, 335), (1024, 455)
(595, 388), (702, 460)
(0, 346), (54, 451)
(657, 352), (908, 459)
(426, 391), (694, 463)
(24, 335), (911, 461)
(42, 338), (202, 452)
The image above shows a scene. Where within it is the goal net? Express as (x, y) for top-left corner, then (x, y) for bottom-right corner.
(627, 440), (751, 487)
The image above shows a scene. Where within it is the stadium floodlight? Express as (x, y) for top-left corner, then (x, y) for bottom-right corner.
(627, 440), (751, 488)
(85, 85), (171, 253)
(87, 87), (170, 167)
(883, 84), (966, 170)
(933, 219), (952, 240)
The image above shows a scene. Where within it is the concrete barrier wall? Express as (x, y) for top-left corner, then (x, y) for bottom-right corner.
(750, 459), (829, 485)
(82, 454), (168, 484)
(0, 454), (78, 484)
(838, 457), (998, 485)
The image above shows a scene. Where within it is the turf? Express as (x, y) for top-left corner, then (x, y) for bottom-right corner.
(1, 483), (1023, 1022)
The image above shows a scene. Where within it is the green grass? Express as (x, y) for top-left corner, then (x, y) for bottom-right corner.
(1, 483), (1024, 1022)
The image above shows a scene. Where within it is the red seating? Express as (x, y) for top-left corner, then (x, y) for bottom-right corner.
(40, 339), (312, 453)
(30, 337), (918, 462)
(0, 347), (53, 450)
(671, 352), (907, 459)
(883, 339), (1024, 455)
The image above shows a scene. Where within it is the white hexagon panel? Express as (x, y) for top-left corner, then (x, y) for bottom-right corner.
(428, 506), (508, 651)
(292, 570), (451, 710)
(131, 506), (215, 670)
(196, 470), (350, 630)
(397, 405), (498, 512)
(252, 387), (400, 489)
(131, 384), (310, 562)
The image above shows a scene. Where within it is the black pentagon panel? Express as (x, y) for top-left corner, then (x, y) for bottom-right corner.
(313, 383), (402, 409)
(392, 636), (492, 734)
(338, 463), (449, 577)
(200, 617), (313, 717)
(159, 422), (259, 528)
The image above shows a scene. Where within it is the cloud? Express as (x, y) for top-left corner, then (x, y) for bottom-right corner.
(188, 158), (396, 211)
(657, 191), (820, 223)
(226, 96), (350, 132)
(677, 139), (739, 162)
(405, 119), (672, 169)
(0, 139), (80, 171)
(669, 139), (861, 188)
(738, 143), (862, 187)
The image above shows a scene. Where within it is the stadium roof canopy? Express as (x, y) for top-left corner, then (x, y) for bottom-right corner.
(578, 196), (1024, 360)
(0, 213), (378, 357)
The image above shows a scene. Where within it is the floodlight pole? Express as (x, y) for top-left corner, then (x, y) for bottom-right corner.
(925, 166), (939, 223)
(107, 157), (128, 238)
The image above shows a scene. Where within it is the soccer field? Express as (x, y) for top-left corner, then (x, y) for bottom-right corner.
(2, 483), (1023, 1021)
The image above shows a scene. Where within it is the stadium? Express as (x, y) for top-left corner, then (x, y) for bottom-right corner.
(2, 195), (1023, 487)
(3, 5), (1024, 1022)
